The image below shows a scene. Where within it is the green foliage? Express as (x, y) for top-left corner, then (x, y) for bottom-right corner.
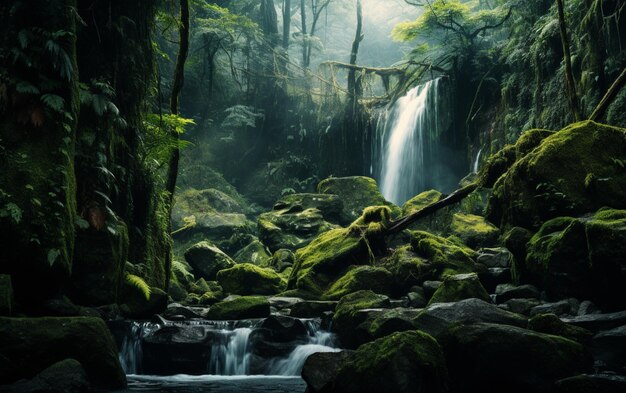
(0, 202), (23, 224)
(221, 105), (264, 129)
(126, 273), (151, 301)
(79, 80), (126, 127)
(142, 114), (194, 169)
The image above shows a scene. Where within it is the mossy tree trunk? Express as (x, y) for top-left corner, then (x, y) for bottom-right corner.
(556, 0), (582, 121)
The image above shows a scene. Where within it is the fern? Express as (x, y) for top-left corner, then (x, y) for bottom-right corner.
(126, 273), (151, 301)
(41, 94), (65, 113)
(221, 105), (263, 129)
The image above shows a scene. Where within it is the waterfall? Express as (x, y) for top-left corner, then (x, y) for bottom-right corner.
(208, 328), (253, 375)
(374, 78), (449, 205)
(473, 148), (483, 173)
(115, 317), (339, 377)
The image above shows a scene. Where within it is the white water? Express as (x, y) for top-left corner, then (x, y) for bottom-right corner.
(473, 148), (483, 173)
(377, 79), (442, 205)
(208, 328), (253, 375)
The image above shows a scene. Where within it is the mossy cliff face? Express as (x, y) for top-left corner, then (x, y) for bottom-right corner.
(0, 0), (79, 303)
(487, 121), (626, 229)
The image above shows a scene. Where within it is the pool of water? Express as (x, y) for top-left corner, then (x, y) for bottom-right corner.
(110, 375), (307, 393)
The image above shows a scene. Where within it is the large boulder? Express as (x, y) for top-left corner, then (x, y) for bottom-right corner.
(0, 358), (89, 393)
(487, 121), (626, 229)
(317, 176), (400, 223)
(0, 317), (125, 389)
(524, 210), (626, 309)
(273, 193), (343, 223)
(442, 323), (591, 393)
(413, 298), (527, 338)
(216, 263), (286, 296)
(205, 296), (270, 320)
(449, 213), (499, 249)
(258, 207), (337, 252)
(410, 231), (477, 278)
(332, 290), (390, 348)
(233, 240), (272, 266)
(428, 273), (490, 305)
(382, 245), (432, 293)
(323, 265), (394, 300)
(184, 241), (236, 281)
(302, 352), (351, 393)
(313, 331), (449, 393)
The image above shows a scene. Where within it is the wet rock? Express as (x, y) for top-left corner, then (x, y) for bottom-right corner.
(478, 267), (512, 293)
(528, 313), (593, 344)
(477, 247), (513, 268)
(423, 280), (442, 300)
(562, 311), (626, 332)
(530, 299), (579, 317)
(267, 249), (296, 272)
(289, 300), (337, 318)
(332, 290), (390, 349)
(407, 288), (427, 308)
(233, 240), (272, 266)
(501, 298), (542, 316)
(217, 263), (286, 296)
(302, 351), (351, 392)
(591, 325), (626, 372)
(184, 242), (236, 281)
(162, 304), (202, 320)
(413, 298), (527, 338)
(442, 323), (591, 393)
(352, 307), (420, 344)
(554, 374), (626, 393)
(495, 284), (541, 304)
(0, 358), (89, 393)
(268, 297), (303, 311)
(577, 301), (600, 316)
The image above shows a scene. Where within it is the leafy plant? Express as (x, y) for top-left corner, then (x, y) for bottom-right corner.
(142, 113), (194, 169)
(221, 105), (264, 129)
(126, 273), (151, 301)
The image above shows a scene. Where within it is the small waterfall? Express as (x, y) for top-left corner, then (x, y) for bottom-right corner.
(373, 78), (452, 205)
(208, 328), (253, 375)
(473, 148), (483, 173)
(115, 317), (339, 377)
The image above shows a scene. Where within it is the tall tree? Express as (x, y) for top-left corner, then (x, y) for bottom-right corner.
(556, 0), (582, 121)
(283, 0), (292, 48)
(165, 0), (190, 206)
(347, 0), (363, 100)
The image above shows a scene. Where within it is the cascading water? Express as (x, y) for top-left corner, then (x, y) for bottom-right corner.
(473, 148), (483, 173)
(117, 317), (339, 378)
(372, 78), (454, 205)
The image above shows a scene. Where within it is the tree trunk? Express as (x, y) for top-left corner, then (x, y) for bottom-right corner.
(556, 0), (582, 121)
(283, 0), (291, 49)
(165, 0), (190, 205)
(347, 0), (364, 99)
(301, 0), (308, 67)
(589, 67), (626, 121)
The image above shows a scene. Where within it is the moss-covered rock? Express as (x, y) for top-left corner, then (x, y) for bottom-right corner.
(428, 273), (490, 305)
(449, 213), (499, 248)
(382, 245), (432, 293)
(528, 313), (593, 344)
(410, 231), (477, 279)
(184, 241), (236, 281)
(205, 296), (270, 320)
(233, 240), (271, 266)
(267, 249), (295, 272)
(172, 188), (244, 227)
(441, 323), (591, 393)
(120, 283), (168, 319)
(402, 189), (443, 215)
(287, 227), (374, 296)
(216, 263), (286, 296)
(323, 266), (394, 300)
(273, 193), (343, 223)
(0, 275), (14, 316)
(325, 331), (449, 393)
(0, 317), (125, 389)
(487, 121), (626, 229)
(0, 358), (90, 393)
(70, 216), (128, 306)
(332, 290), (390, 348)
(514, 128), (556, 159)
(503, 226), (533, 283)
(258, 207), (338, 252)
(479, 144), (516, 188)
(317, 176), (401, 223)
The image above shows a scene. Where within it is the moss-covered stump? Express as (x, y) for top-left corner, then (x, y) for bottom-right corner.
(272, 193), (344, 224)
(0, 275), (14, 316)
(409, 231), (477, 279)
(233, 240), (271, 266)
(323, 266), (394, 300)
(332, 290), (390, 349)
(318, 331), (449, 393)
(70, 216), (128, 306)
(487, 121), (626, 229)
(382, 246), (432, 293)
(449, 213), (499, 249)
(0, 317), (125, 389)
(441, 323), (591, 393)
(528, 313), (593, 344)
(216, 263), (286, 296)
(184, 241), (236, 281)
(317, 176), (401, 224)
(287, 227), (374, 297)
(258, 206), (338, 252)
(428, 273), (490, 305)
(524, 210), (626, 309)
(205, 296), (270, 320)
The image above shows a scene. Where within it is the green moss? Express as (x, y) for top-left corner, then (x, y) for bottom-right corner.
(449, 213), (500, 248)
(258, 207), (337, 252)
(0, 317), (125, 388)
(198, 288), (224, 305)
(382, 245), (431, 292)
(410, 231), (476, 279)
(514, 129), (555, 159)
(184, 241), (236, 281)
(233, 240), (271, 265)
(323, 266), (394, 300)
(125, 274), (151, 301)
(428, 273), (490, 305)
(317, 176), (401, 223)
(288, 227), (374, 296)
(479, 144), (516, 188)
(402, 190), (443, 215)
(528, 313), (592, 344)
(205, 296), (270, 320)
(333, 290), (390, 330)
(216, 263), (286, 295)
(488, 121), (626, 229)
(332, 331), (449, 392)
